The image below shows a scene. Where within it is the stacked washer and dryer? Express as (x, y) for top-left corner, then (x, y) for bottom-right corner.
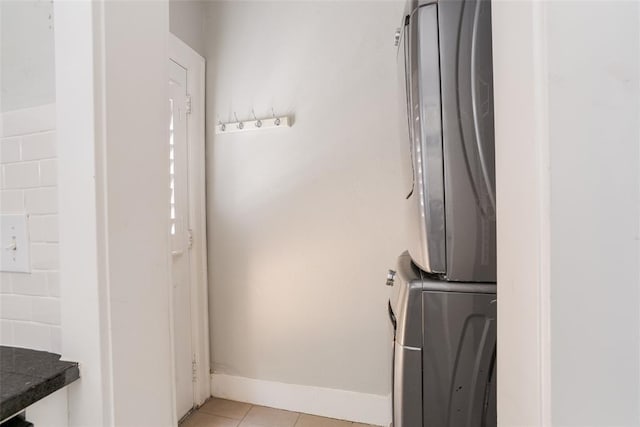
(388, 0), (497, 426)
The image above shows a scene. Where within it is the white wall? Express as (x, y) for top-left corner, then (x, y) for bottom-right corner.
(55, 2), (112, 423)
(493, 1), (640, 425)
(204, 0), (406, 399)
(0, 0), (56, 112)
(547, 2), (640, 425)
(169, 0), (206, 56)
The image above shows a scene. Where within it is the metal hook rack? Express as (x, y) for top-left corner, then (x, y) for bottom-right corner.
(215, 111), (291, 135)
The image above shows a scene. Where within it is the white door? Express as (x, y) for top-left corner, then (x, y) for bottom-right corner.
(169, 58), (194, 420)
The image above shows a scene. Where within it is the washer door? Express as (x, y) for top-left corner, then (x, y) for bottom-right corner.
(422, 290), (497, 427)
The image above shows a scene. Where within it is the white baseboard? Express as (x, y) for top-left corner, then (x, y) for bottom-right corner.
(210, 373), (391, 426)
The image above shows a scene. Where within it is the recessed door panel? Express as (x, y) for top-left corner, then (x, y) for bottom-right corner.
(422, 290), (496, 427)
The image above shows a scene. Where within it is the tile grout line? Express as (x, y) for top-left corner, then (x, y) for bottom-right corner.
(237, 403), (252, 426)
(195, 398), (370, 427)
(292, 411), (301, 427)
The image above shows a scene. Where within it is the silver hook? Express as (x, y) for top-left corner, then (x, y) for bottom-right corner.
(252, 109), (262, 128)
(272, 108), (280, 126)
(234, 112), (244, 130)
(218, 120), (226, 132)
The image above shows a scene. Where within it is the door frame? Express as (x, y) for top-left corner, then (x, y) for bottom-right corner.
(169, 33), (210, 409)
(492, 2), (552, 425)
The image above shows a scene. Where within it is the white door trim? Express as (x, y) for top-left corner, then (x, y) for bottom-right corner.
(169, 33), (210, 407)
(492, 2), (552, 426)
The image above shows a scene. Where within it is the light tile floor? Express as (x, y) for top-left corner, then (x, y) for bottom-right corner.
(180, 398), (379, 427)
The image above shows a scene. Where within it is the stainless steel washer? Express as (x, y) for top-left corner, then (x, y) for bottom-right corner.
(388, 252), (496, 427)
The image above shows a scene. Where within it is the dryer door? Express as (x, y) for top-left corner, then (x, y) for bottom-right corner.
(404, 4), (446, 275)
(396, 15), (413, 203)
(438, 0), (496, 282)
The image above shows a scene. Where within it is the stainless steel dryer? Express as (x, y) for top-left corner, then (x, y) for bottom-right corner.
(396, 0), (496, 283)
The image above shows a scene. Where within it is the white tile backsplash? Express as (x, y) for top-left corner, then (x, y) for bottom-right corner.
(24, 187), (58, 214)
(0, 320), (13, 344)
(13, 321), (52, 351)
(0, 105), (60, 353)
(0, 190), (24, 212)
(31, 244), (59, 270)
(32, 297), (61, 325)
(21, 132), (56, 161)
(0, 294), (33, 321)
(0, 274), (11, 293)
(39, 159), (57, 187)
(29, 215), (59, 243)
(12, 272), (49, 296)
(47, 272), (60, 297)
(0, 138), (21, 163)
(0, 104), (56, 138)
(50, 326), (61, 354)
(3, 162), (40, 189)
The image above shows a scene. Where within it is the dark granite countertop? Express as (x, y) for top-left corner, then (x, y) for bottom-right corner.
(0, 346), (79, 421)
